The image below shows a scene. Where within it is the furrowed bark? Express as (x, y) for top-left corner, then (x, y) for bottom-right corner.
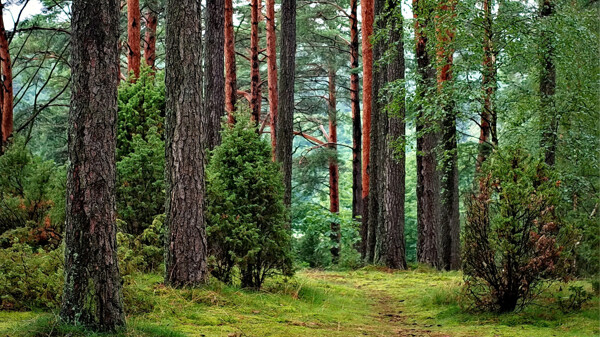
(204, 0), (226, 150)
(164, 0), (208, 286)
(127, 0), (141, 79)
(0, 4), (13, 145)
(250, 0), (261, 125)
(350, 0), (362, 226)
(266, 0), (278, 159)
(224, 0), (237, 122)
(328, 68), (340, 263)
(61, 0), (125, 331)
(276, 0), (296, 208)
(414, 0), (441, 268)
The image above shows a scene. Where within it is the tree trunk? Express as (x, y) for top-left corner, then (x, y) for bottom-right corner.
(266, 0), (278, 159)
(250, 0), (261, 125)
(60, 0), (125, 331)
(349, 0), (362, 227)
(224, 0), (237, 122)
(144, 0), (158, 70)
(360, 0), (374, 261)
(164, 0), (208, 286)
(328, 68), (340, 263)
(476, 0), (497, 171)
(276, 0), (296, 208)
(204, 0), (225, 151)
(414, 0), (441, 268)
(378, 0), (407, 269)
(127, 0), (141, 79)
(0, 4), (13, 146)
(539, 0), (557, 166)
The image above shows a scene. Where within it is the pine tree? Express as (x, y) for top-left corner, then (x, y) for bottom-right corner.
(204, 0), (226, 150)
(127, 0), (141, 79)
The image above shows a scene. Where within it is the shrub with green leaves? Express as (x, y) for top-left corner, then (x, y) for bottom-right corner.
(463, 147), (576, 312)
(116, 67), (166, 235)
(117, 214), (166, 274)
(206, 113), (293, 289)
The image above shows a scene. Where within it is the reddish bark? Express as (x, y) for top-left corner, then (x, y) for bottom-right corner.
(360, 0), (374, 259)
(127, 0), (141, 79)
(0, 4), (13, 144)
(328, 68), (340, 263)
(224, 0), (237, 123)
(144, 2), (157, 70)
(350, 0), (362, 222)
(250, 0), (261, 125)
(266, 0), (278, 159)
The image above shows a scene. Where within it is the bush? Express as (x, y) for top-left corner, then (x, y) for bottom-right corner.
(206, 113), (293, 289)
(116, 67), (165, 235)
(463, 147), (575, 312)
(117, 214), (165, 274)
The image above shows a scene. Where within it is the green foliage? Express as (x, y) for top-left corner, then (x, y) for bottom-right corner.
(556, 285), (592, 313)
(463, 147), (576, 312)
(0, 244), (63, 310)
(117, 214), (166, 274)
(116, 68), (166, 235)
(206, 113), (293, 289)
(0, 138), (65, 248)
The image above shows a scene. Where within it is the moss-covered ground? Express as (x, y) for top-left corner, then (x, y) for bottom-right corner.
(1, 267), (598, 336)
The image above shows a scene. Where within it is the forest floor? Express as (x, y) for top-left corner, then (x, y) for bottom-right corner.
(0, 267), (598, 337)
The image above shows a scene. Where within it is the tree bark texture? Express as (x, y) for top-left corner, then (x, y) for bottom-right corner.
(539, 0), (557, 166)
(224, 0), (237, 122)
(144, 0), (158, 69)
(164, 0), (208, 286)
(266, 0), (278, 159)
(276, 0), (296, 208)
(328, 68), (340, 263)
(250, 0), (261, 125)
(204, 0), (225, 151)
(60, 0), (125, 331)
(350, 0), (362, 225)
(127, 0), (141, 79)
(414, 0), (441, 268)
(0, 3), (13, 145)
(360, 0), (374, 260)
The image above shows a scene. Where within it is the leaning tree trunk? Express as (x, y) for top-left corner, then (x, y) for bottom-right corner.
(378, 0), (407, 269)
(164, 0), (208, 286)
(144, 0), (158, 70)
(414, 0), (441, 268)
(0, 3), (13, 146)
(276, 0), (296, 208)
(360, 0), (374, 261)
(266, 0), (278, 159)
(60, 0), (125, 331)
(349, 0), (362, 224)
(539, 0), (557, 166)
(127, 0), (141, 79)
(204, 0), (225, 150)
(328, 68), (340, 263)
(224, 0), (237, 122)
(249, 0), (261, 125)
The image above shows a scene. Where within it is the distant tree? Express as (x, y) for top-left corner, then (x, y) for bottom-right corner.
(60, 0), (125, 331)
(127, 0), (141, 79)
(539, 0), (557, 166)
(164, 0), (208, 286)
(349, 0), (362, 224)
(224, 0), (237, 121)
(327, 67), (340, 263)
(0, 1), (14, 151)
(143, 0), (159, 70)
(249, 0), (261, 124)
(265, 0), (278, 159)
(204, 0), (225, 150)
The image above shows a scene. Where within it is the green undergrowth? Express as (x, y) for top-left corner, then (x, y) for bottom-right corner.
(1, 268), (598, 337)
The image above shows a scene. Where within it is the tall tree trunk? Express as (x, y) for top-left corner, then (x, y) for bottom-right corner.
(328, 68), (340, 263)
(378, 0), (407, 269)
(276, 0), (296, 208)
(127, 0), (141, 79)
(539, 0), (557, 166)
(164, 0), (208, 286)
(476, 0), (497, 171)
(224, 0), (237, 122)
(144, 0), (158, 70)
(266, 0), (278, 159)
(204, 0), (225, 150)
(60, 0), (125, 331)
(436, 0), (460, 270)
(414, 0), (441, 268)
(0, 3), (13, 146)
(349, 0), (362, 227)
(250, 0), (261, 125)
(360, 0), (374, 261)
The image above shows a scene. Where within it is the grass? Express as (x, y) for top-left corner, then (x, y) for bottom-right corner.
(0, 268), (598, 336)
